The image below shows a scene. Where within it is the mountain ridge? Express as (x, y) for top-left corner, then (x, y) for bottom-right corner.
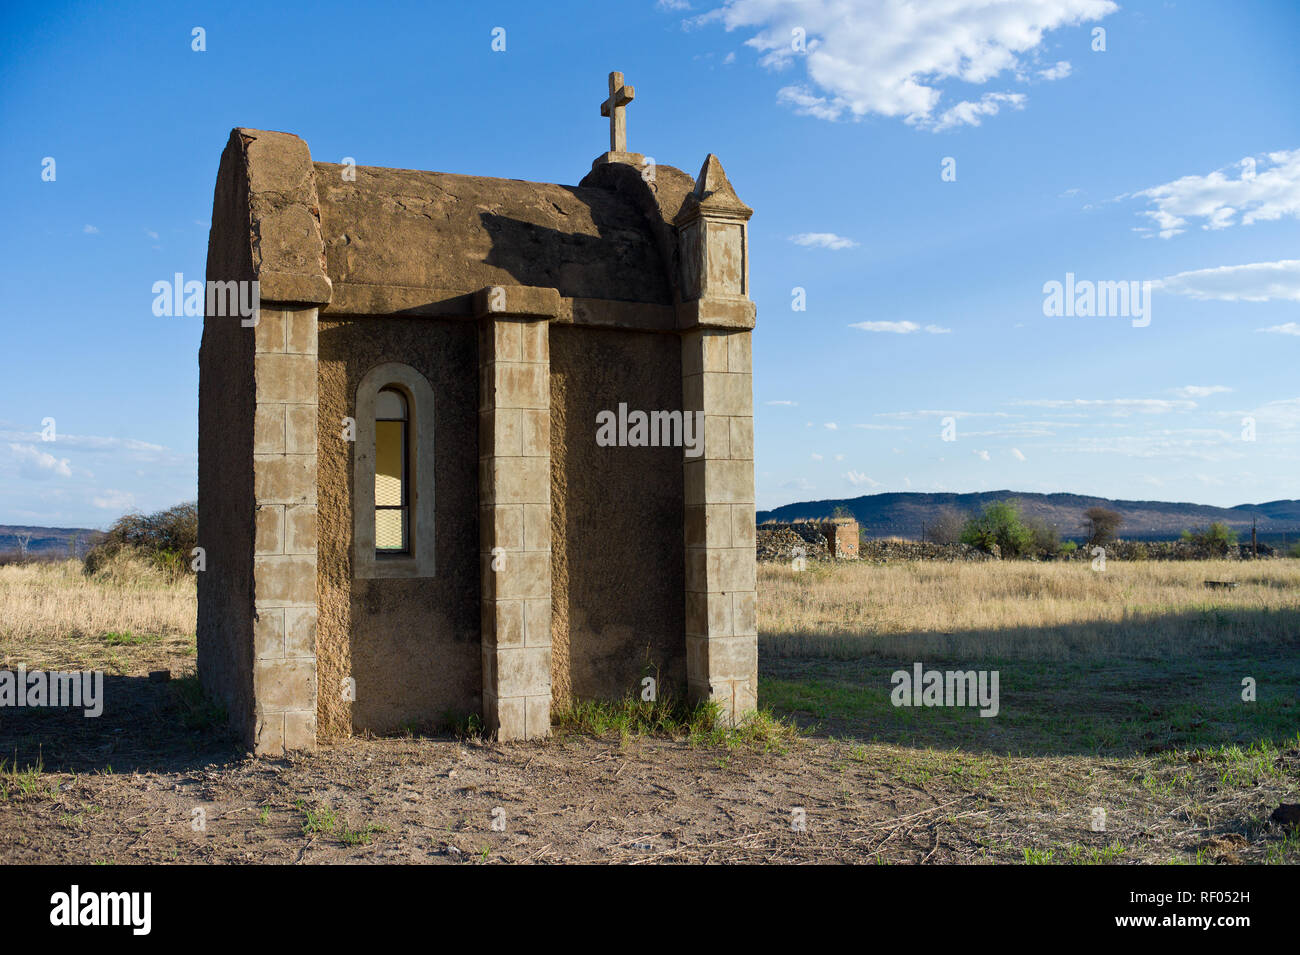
(757, 491), (1300, 541)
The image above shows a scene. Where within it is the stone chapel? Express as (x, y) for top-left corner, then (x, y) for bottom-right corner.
(197, 73), (758, 754)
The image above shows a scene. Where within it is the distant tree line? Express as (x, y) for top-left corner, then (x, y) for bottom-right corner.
(918, 499), (1266, 558)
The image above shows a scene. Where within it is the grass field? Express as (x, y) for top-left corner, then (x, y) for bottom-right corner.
(758, 559), (1300, 756)
(1, 555), (1297, 863)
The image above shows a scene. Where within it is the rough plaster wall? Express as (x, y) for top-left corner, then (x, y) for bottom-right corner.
(312, 164), (673, 305)
(197, 135), (257, 743)
(317, 317), (481, 737)
(550, 325), (686, 705)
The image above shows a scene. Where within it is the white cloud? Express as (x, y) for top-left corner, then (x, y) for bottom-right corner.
(1011, 448), (1027, 461)
(811, 452), (823, 461)
(1134, 149), (1300, 238)
(696, 0), (1114, 129)
(974, 449), (990, 461)
(657, 0), (692, 10)
(874, 410), (1014, 420)
(929, 92), (1026, 131)
(1013, 398), (1196, 414)
(1260, 322), (1300, 336)
(823, 422), (838, 430)
(849, 321), (952, 334)
(1153, 259), (1300, 302)
(1171, 385), (1232, 398)
(8, 443), (72, 479)
(83, 224), (99, 234)
(92, 489), (136, 511)
(844, 470), (880, 487)
(789, 232), (858, 249)
(765, 399), (798, 406)
(1037, 60), (1072, 81)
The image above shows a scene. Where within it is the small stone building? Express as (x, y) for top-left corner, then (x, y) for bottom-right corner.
(197, 75), (759, 754)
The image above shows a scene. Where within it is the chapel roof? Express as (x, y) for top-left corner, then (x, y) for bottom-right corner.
(209, 127), (722, 322)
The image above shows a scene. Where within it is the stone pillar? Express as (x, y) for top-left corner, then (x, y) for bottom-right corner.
(675, 155), (758, 725)
(682, 330), (757, 723)
(251, 306), (319, 754)
(476, 286), (558, 741)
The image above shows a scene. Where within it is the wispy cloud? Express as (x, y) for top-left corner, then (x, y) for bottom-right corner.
(1259, 322), (1300, 336)
(1171, 385), (1232, 398)
(849, 321), (951, 334)
(790, 232), (858, 250)
(1012, 398), (1196, 414)
(1153, 259), (1300, 302)
(844, 470), (880, 487)
(1133, 149), (1300, 238)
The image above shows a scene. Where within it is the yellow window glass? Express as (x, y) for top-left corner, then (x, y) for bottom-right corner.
(375, 389), (408, 552)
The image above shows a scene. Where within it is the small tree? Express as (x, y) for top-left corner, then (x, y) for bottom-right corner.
(1025, 516), (1060, 556)
(14, 533), (31, 559)
(924, 506), (967, 545)
(961, 499), (1033, 557)
(1082, 507), (1123, 547)
(1182, 522), (1238, 555)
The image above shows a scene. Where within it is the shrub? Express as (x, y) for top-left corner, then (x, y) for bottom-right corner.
(1181, 522), (1238, 555)
(1059, 541), (1078, 555)
(1081, 507), (1123, 547)
(924, 506), (967, 545)
(1025, 517), (1060, 556)
(84, 502), (197, 579)
(961, 499), (1033, 558)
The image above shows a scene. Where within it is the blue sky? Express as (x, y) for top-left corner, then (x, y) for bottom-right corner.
(1, 0), (1297, 528)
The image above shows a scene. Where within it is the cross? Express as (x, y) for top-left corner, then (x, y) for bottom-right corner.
(600, 71), (635, 153)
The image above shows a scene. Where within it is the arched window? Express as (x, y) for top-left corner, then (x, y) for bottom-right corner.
(374, 388), (409, 553)
(354, 363), (435, 579)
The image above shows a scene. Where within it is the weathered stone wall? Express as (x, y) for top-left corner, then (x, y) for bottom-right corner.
(549, 324), (686, 707)
(197, 133), (258, 745)
(316, 317), (481, 737)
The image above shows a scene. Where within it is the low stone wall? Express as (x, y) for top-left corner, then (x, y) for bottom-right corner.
(858, 540), (994, 563)
(755, 527), (1280, 564)
(756, 526), (830, 562)
(1060, 540), (1275, 561)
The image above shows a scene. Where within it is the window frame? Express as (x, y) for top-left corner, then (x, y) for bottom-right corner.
(353, 363), (436, 579)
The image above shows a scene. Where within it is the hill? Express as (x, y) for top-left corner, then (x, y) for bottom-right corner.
(0, 524), (103, 559)
(756, 491), (1300, 542)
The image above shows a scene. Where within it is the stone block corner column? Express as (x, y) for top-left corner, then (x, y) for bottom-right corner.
(675, 154), (758, 726)
(251, 305), (321, 755)
(475, 285), (558, 741)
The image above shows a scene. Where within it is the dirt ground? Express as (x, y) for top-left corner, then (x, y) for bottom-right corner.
(2, 664), (1297, 864)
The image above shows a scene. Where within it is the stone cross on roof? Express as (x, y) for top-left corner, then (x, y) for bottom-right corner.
(600, 71), (635, 153)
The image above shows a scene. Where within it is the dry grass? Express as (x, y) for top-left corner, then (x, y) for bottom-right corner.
(0, 557), (195, 673)
(759, 558), (1300, 661)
